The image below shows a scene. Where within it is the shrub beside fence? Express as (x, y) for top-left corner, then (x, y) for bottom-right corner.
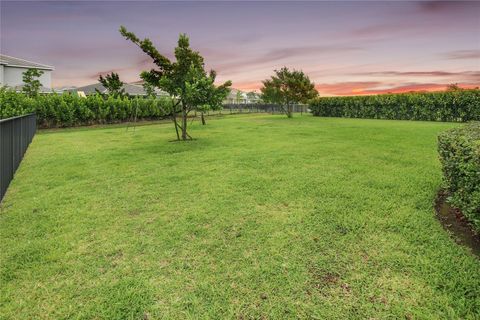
(0, 113), (36, 201)
(438, 122), (480, 232)
(309, 90), (480, 122)
(0, 87), (310, 128)
(0, 88), (172, 128)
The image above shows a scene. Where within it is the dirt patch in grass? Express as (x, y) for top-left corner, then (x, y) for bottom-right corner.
(307, 266), (341, 294)
(435, 191), (480, 257)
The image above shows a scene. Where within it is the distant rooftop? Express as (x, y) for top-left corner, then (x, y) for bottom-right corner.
(70, 82), (168, 96)
(73, 83), (142, 95)
(10, 84), (54, 93)
(0, 54), (54, 70)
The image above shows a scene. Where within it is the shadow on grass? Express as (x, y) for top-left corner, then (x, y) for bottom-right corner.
(435, 191), (480, 257)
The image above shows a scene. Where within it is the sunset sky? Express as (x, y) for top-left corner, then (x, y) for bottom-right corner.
(1, 0), (479, 96)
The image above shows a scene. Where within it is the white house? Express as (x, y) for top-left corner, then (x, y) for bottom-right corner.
(0, 54), (54, 90)
(224, 89), (261, 104)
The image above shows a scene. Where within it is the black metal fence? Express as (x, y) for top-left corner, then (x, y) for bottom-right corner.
(0, 113), (36, 201)
(222, 104), (309, 114)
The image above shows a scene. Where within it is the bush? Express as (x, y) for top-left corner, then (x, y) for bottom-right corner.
(438, 122), (480, 232)
(0, 88), (173, 127)
(309, 90), (480, 122)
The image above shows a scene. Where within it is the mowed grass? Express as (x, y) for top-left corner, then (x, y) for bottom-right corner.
(1, 114), (479, 319)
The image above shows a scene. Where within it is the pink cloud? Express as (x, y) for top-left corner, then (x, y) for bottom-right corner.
(444, 50), (480, 60)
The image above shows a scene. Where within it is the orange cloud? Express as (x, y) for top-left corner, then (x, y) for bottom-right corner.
(360, 83), (478, 95)
(230, 80), (263, 92)
(315, 82), (478, 96)
(315, 82), (382, 96)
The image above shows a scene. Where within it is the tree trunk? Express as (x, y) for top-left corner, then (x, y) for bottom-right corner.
(201, 112), (206, 125)
(170, 101), (181, 140)
(287, 104), (293, 118)
(181, 104), (188, 140)
(172, 113), (180, 140)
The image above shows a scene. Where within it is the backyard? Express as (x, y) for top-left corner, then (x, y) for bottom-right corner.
(1, 114), (479, 318)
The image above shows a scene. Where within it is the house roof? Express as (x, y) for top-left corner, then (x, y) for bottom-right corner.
(10, 84), (54, 93)
(71, 82), (166, 96)
(227, 88), (247, 99)
(129, 80), (169, 96)
(130, 80), (145, 85)
(0, 54), (54, 70)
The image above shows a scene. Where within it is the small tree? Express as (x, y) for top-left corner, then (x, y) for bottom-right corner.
(235, 91), (243, 104)
(247, 91), (260, 103)
(193, 69), (230, 125)
(120, 26), (231, 140)
(142, 81), (156, 98)
(446, 83), (462, 91)
(97, 72), (126, 98)
(261, 67), (318, 118)
(22, 68), (44, 97)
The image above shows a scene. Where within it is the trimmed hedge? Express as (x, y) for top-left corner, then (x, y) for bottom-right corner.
(309, 90), (480, 122)
(438, 122), (480, 232)
(0, 88), (173, 127)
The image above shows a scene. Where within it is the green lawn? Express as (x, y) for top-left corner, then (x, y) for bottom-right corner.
(1, 114), (479, 319)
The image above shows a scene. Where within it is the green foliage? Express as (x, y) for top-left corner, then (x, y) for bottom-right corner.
(309, 90), (480, 122)
(0, 87), (36, 118)
(236, 90), (243, 103)
(246, 91), (261, 103)
(261, 67), (318, 117)
(22, 68), (44, 97)
(183, 66), (231, 112)
(438, 122), (480, 231)
(0, 88), (172, 127)
(142, 81), (156, 98)
(97, 72), (127, 98)
(120, 26), (231, 139)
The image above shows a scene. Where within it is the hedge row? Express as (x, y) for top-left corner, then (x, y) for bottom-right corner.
(438, 122), (480, 232)
(0, 88), (173, 128)
(309, 90), (480, 122)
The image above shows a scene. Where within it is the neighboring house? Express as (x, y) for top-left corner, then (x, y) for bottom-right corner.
(224, 89), (246, 104)
(245, 92), (262, 104)
(70, 82), (168, 97)
(224, 89), (261, 104)
(0, 54), (54, 91)
(129, 80), (169, 97)
(55, 86), (78, 94)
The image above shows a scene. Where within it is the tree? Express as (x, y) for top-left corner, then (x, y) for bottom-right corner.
(142, 81), (156, 98)
(97, 72), (126, 98)
(446, 83), (462, 91)
(193, 69), (230, 125)
(119, 26), (231, 140)
(261, 67), (318, 118)
(236, 90), (244, 104)
(22, 68), (44, 97)
(247, 91), (260, 103)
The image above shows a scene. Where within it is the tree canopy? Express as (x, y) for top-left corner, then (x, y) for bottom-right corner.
(97, 72), (126, 98)
(22, 68), (44, 97)
(246, 91), (261, 103)
(261, 67), (318, 117)
(120, 26), (231, 140)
